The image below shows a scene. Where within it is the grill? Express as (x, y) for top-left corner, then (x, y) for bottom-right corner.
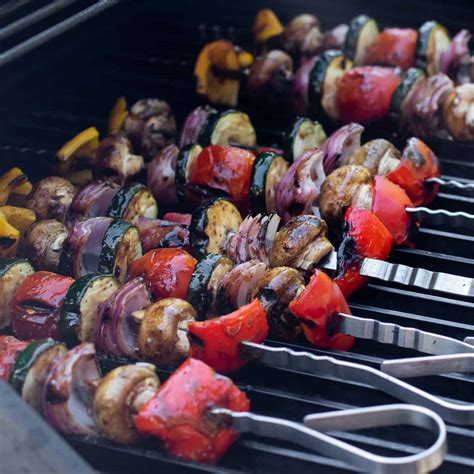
(0, 1), (473, 472)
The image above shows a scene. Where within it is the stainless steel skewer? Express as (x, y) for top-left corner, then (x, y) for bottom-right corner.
(426, 177), (474, 191)
(318, 251), (474, 298)
(406, 207), (474, 229)
(212, 405), (446, 473)
(240, 342), (474, 425)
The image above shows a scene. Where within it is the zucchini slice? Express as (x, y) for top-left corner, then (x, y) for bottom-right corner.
(175, 144), (203, 200)
(98, 220), (142, 283)
(107, 183), (158, 224)
(309, 50), (353, 121)
(187, 253), (234, 319)
(416, 21), (451, 75)
(389, 67), (426, 120)
(345, 14), (379, 66)
(0, 257), (34, 329)
(189, 197), (242, 259)
(250, 152), (289, 214)
(9, 338), (67, 412)
(282, 117), (327, 162)
(59, 273), (120, 346)
(198, 109), (257, 147)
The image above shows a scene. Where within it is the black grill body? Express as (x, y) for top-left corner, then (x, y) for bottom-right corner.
(0, 1), (473, 472)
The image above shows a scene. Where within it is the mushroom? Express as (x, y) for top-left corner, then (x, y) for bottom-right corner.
(94, 135), (144, 183)
(123, 99), (177, 160)
(269, 215), (334, 271)
(443, 83), (474, 140)
(94, 363), (160, 444)
(253, 266), (304, 341)
(25, 176), (76, 221)
(319, 165), (372, 228)
(137, 298), (196, 365)
(283, 14), (323, 59)
(25, 219), (68, 271)
(348, 139), (401, 176)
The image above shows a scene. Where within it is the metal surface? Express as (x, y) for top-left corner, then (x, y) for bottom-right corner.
(338, 313), (474, 355)
(242, 341), (474, 425)
(0, 380), (94, 474)
(427, 177), (474, 191)
(407, 207), (474, 230)
(213, 405), (447, 473)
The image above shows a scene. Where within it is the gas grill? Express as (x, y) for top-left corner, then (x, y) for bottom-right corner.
(0, 1), (473, 472)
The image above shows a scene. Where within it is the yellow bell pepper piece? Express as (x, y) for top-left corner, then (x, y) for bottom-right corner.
(0, 211), (19, 257)
(108, 96), (129, 135)
(56, 127), (100, 162)
(0, 168), (32, 205)
(237, 48), (254, 68)
(0, 206), (36, 234)
(253, 9), (284, 44)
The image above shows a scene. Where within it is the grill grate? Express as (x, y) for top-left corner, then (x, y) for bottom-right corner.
(0, 1), (473, 472)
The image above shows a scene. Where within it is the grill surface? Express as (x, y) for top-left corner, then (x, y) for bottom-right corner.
(0, 1), (473, 472)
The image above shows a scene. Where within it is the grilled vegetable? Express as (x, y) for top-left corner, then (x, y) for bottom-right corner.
(291, 56), (318, 115)
(0, 257), (34, 329)
(129, 248), (196, 301)
(0, 211), (20, 257)
(276, 149), (326, 223)
(108, 97), (129, 136)
(309, 50), (352, 120)
(107, 183), (157, 224)
(42, 343), (100, 436)
(416, 21), (451, 75)
(59, 273), (120, 347)
(345, 15), (379, 66)
(269, 215), (334, 271)
(138, 298), (196, 365)
(334, 208), (393, 298)
(147, 145), (179, 206)
(13, 338), (67, 412)
(0, 167), (32, 205)
(283, 117), (327, 162)
(0, 336), (30, 381)
(25, 176), (76, 221)
(348, 139), (401, 176)
(179, 106), (216, 148)
(94, 135), (145, 183)
(175, 143), (203, 201)
(253, 8), (284, 44)
(254, 266), (304, 341)
(215, 261), (267, 314)
(282, 14), (322, 59)
(372, 176), (414, 246)
(11, 271), (74, 340)
(289, 270), (355, 351)
(162, 212), (192, 226)
(198, 110), (256, 148)
(189, 198), (243, 259)
(0, 206), (36, 236)
(194, 40), (242, 107)
(97, 278), (151, 357)
(56, 127), (100, 163)
(366, 28), (418, 70)
(135, 358), (250, 463)
(189, 299), (267, 373)
(386, 137), (440, 206)
(336, 66), (401, 123)
(389, 68), (426, 121)
(94, 364), (160, 444)
(137, 217), (189, 253)
(25, 220), (68, 271)
(122, 99), (177, 160)
(250, 152), (288, 214)
(443, 84), (474, 140)
(187, 253), (234, 318)
(319, 164), (372, 228)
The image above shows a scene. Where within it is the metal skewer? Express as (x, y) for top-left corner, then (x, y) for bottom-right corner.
(212, 405), (446, 473)
(318, 251), (474, 299)
(406, 207), (474, 229)
(426, 176), (474, 191)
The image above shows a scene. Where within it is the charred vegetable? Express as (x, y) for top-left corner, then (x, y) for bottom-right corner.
(283, 117), (327, 162)
(348, 139), (401, 176)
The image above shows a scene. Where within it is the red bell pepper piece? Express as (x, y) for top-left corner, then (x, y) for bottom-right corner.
(188, 145), (255, 212)
(336, 66), (401, 123)
(162, 212), (192, 226)
(372, 176), (414, 246)
(289, 270), (354, 351)
(365, 28), (418, 70)
(386, 138), (440, 206)
(0, 335), (30, 381)
(334, 208), (393, 298)
(188, 299), (268, 373)
(135, 358), (250, 464)
(11, 272), (74, 340)
(129, 248), (196, 300)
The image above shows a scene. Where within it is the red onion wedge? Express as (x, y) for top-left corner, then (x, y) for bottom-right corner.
(147, 144), (179, 206)
(42, 343), (100, 437)
(321, 123), (364, 174)
(137, 217), (189, 253)
(179, 105), (216, 148)
(440, 30), (471, 83)
(276, 149), (326, 223)
(291, 56), (317, 115)
(97, 278), (151, 357)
